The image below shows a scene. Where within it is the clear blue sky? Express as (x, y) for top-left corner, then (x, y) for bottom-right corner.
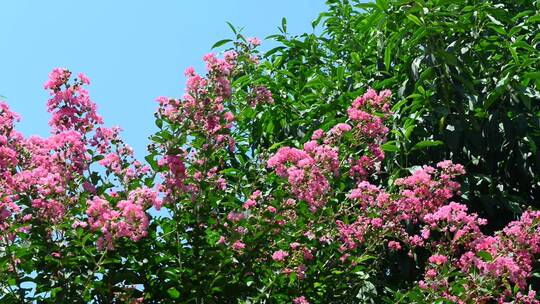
(0, 0), (326, 157)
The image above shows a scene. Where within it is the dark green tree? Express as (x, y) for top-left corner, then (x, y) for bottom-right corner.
(235, 0), (540, 232)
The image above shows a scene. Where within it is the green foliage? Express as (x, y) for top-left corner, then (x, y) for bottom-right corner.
(237, 0), (540, 231)
(2, 1), (540, 303)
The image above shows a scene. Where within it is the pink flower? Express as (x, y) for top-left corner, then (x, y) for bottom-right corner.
(388, 241), (401, 251)
(216, 177), (227, 190)
(243, 199), (257, 210)
(290, 242), (301, 250)
(272, 250), (289, 262)
(329, 123), (351, 137)
(250, 190), (262, 199)
(250, 86), (273, 107)
(224, 50), (238, 63)
(247, 37), (261, 46)
(184, 66), (195, 77)
(223, 111), (234, 122)
(72, 220), (88, 229)
(231, 240), (245, 251)
(267, 142), (338, 211)
(227, 212), (244, 222)
(371, 218), (383, 228)
(77, 73), (90, 85)
(428, 254), (448, 265)
(347, 89), (391, 144)
(216, 236), (226, 245)
(293, 296), (310, 304)
(425, 269), (437, 279)
(44, 67), (70, 90)
(44, 68), (103, 133)
(311, 129), (325, 140)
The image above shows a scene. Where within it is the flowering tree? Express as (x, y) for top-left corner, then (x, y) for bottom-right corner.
(1, 37), (539, 303)
(0, 69), (160, 302)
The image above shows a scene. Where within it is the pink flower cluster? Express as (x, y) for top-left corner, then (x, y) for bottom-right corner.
(1, 111), (33, 223)
(336, 156), (540, 301)
(98, 142), (150, 184)
(336, 161), (467, 254)
(272, 249), (289, 262)
(293, 296), (310, 304)
(157, 52), (237, 153)
(243, 190), (262, 210)
(247, 37), (261, 47)
(157, 153), (187, 203)
(152, 54), (238, 209)
(417, 210), (540, 302)
(86, 187), (161, 250)
(422, 202), (486, 246)
(0, 69), (157, 252)
(465, 211), (539, 292)
(341, 90), (390, 182)
(394, 161), (465, 222)
(7, 126), (89, 222)
(1, 72), (109, 230)
(7, 63), (539, 303)
(225, 86), (540, 301)
(267, 140), (339, 211)
(45, 68), (103, 133)
(347, 88), (391, 143)
(250, 86), (274, 107)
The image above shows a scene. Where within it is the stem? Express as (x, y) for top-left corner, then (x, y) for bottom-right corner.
(4, 238), (26, 303)
(82, 250), (107, 298)
(172, 196), (183, 269)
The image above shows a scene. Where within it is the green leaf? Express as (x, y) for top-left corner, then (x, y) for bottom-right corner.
(211, 39), (232, 49)
(167, 287), (180, 299)
(220, 168), (239, 176)
(411, 140), (444, 151)
(355, 2), (378, 10)
(381, 141), (399, 152)
(406, 14), (423, 26)
(355, 255), (376, 264)
(524, 72), (540, 80)
(527, 14), (540, 23)
(351, 52), (361, 65)
(384, 43), (392, 71)
(311, 12), (327, 29)
(155, 118), (163, 129)
(375, 0), (388, 11)
(476, 250), (493, 262)
(225, 21), (237, 35)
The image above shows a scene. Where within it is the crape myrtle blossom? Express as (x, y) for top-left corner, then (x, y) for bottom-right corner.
(0, 69), (157, 253)
(250, 86), (274, 107)
(247, 37), (261, 47)
(263, 89), (540, 302)
(153, 48), (274, 207)
(45, 68), (103, 134)
(293, 296), (310, 304)
(153, 52), (240, 203)
(267, 90), (393, 213)
(86, 187), (161, 250)
(416, 210), (540, 302)
(267, 143), (338, 212)
(272, 249), (289, 262)
(2, 47), (539, 302)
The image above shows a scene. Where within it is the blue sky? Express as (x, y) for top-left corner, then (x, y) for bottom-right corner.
(0, 0), (326, 157)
